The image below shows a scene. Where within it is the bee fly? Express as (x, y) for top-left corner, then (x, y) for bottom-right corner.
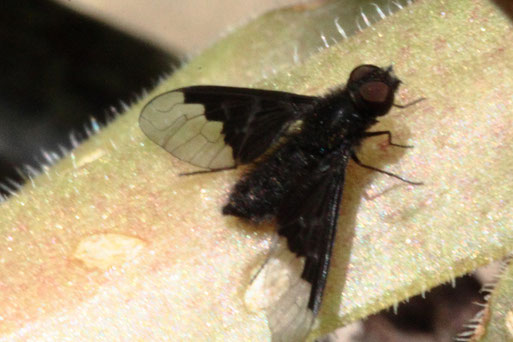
(139, 64), (423, 341)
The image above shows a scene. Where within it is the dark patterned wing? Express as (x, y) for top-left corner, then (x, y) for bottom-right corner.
(139, 86), (317, 169)
(278, 153), (347, 307)
(246, 152), (347, 342)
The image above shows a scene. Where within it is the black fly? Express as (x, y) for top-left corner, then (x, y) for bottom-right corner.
(139, 65), (423, 341)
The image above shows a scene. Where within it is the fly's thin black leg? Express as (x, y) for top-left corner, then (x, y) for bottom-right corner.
(367, 96), (425, 149)
(363, 131), (413, 148)
(180, 166), (237, 176)
(351, 152), (423, 185)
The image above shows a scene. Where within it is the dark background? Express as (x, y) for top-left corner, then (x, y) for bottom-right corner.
(0, 0), (176, 195)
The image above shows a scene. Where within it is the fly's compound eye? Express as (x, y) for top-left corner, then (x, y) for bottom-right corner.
(348, 64), (399, 117)
(358, 81), (390, 104)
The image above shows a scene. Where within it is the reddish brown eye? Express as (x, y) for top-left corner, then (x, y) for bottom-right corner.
(349, 65), (380, 82)
(359, 81), (390, 103)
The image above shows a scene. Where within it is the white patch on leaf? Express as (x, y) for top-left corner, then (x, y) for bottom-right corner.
(73, 233), (146, 270)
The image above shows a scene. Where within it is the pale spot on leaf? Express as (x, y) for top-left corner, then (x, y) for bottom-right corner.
(73, 233), (146, 270)
(75, 149), (106, 168)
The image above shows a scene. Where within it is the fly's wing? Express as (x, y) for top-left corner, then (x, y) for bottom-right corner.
(139, 86), (317, 169)
(245, 153), (347, 342)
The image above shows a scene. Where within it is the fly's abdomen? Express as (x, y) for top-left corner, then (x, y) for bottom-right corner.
(222, 142), (318, 222)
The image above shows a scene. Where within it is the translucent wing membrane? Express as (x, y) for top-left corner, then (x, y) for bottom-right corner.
(245, 237), (314, 342)
(139, 86), (317, 169)
(139, 91), (234, 169)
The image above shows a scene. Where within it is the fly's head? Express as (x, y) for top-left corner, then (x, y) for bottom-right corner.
(347, 64), (401, 119)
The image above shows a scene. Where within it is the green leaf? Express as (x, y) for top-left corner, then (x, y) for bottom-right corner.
(0, 0), (512, 341)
